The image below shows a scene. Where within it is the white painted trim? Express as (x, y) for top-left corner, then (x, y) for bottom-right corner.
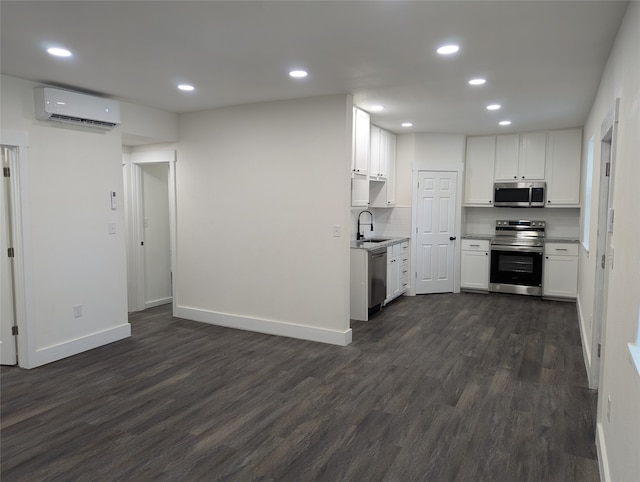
(175, 305), (353, 346)
(1, 129), (34, 369)
(596, 422), (611, 482)
(576, 294), (597, 388)
(30, 323), (131, 368)
(145, 297), (172, 309)
(628, 343), (640, 382)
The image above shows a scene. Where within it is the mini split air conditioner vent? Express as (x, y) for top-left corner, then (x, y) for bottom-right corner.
(49, 113), (119, 129)
(34, 87), (120, 130)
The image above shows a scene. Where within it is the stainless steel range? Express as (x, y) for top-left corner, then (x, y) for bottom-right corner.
(490, 220), (545, 296)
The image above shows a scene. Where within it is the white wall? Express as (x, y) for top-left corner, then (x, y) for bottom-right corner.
(577, 3), (640, 481)
(0, 75), (130, 367)
(120, 102), (179, 147)
(175, 94), (353, 345)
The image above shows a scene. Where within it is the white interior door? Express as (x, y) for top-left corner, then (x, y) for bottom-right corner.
(415, 171), (458, 294)
(591, 101), (618, 389)
(1, 146), (17, 365)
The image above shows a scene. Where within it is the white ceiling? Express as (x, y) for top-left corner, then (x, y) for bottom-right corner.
(0, 1), (629, 136)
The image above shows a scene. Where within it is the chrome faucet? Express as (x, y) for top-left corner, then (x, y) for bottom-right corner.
(357, 210), (374, 240)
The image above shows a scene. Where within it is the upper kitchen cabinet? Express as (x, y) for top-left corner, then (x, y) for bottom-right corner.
(369, 125), (385, 180)
(370, 125), (395, 181)
(495, 132), (546, 181)
(545, 128), (582, 206)
(369, 125), (397, 207)
(352, 107), (370, 178)
(384, 131), (397, 206)
(464, 136), (495, 206)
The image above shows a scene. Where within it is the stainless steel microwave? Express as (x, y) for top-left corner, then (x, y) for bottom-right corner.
(494, 182), (546, 207)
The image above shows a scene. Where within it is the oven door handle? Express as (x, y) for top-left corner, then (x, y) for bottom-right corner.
(490, 245), (543, 254)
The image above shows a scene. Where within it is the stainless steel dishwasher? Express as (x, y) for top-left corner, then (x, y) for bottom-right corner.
(368, 247), (387, 315)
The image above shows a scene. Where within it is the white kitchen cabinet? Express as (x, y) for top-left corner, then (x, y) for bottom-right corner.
(385, 241), (409, 304)
(460, 239), (490, 291)
(495, 132), (546, 181)
(369, 125), (387, 180)
(369, 128), (397, 207)
(518, 132), (547, 180)
(352, 107), (370, 177)
(494, 134), (520, 181)
(464, 136), (495, 206)
(543, 242), (578, 299)
(545, 128), (582, 206)
(351, 177), (369, 207)
(383, 130), (396, 206)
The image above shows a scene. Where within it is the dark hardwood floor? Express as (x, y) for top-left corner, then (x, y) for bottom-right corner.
(1, 293), (599, 481)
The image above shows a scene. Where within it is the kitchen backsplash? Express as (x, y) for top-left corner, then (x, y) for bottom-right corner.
(463, 206), (581, 238)
(351, 207), (412, 240)
(352, 205), (580, 241)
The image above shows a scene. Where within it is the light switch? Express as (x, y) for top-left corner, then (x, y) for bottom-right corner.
(108, 223), (116, 234)
(333, 225), (341, 237)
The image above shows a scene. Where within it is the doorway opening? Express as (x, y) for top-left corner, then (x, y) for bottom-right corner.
(123, 150), (177, 314)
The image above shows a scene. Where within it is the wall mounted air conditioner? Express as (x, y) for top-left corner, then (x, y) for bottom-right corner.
(34, 87), (120, 129)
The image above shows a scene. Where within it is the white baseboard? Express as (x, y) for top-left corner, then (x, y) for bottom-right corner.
(175, 305), (352, 346)
(29, 323), (131, 368)
(576, 295), (597, 389)
(596, 422), (611, 482)
(145, 297), (172, 309)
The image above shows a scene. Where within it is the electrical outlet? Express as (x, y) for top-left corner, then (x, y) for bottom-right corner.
(73, 305), (83, 318)
(607, 395), (612, 422)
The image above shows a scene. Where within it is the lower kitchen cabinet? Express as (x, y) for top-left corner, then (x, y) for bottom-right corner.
(385, 241), (409, 304)
(543, 242), (578, 299)
(461, 239), (490, 291)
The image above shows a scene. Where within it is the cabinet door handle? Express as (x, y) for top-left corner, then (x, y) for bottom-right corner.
(470, 244), (480, 247)
(449, 236), (457, 241)
(555, 248), (568, 252)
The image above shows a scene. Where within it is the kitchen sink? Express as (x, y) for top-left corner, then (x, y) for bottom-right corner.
(358, 238), (390, 243)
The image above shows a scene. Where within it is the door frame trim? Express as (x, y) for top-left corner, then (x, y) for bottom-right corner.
(1, 130), (34, 368)
(124, 150), (177, 313)
(410, 162), (464, 296)
(590, 99), (619, 391)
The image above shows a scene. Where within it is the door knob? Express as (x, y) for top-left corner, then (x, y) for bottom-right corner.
(449, 236), (457, 241)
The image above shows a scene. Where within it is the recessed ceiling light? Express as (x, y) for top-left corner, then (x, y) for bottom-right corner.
(289, 70), (308, 78)
(486, 104), (501, 110)
(436, 45), (459, 55)
(401, 122), (414, 127)
(499, 120), (512, 126)
(370, 105), (385, 112)
(469, 78), (486, 86)
(47, 47), (72, 57)
(178, 84), (195, 91)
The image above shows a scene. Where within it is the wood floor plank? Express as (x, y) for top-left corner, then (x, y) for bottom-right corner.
(1, 293), (600, 481)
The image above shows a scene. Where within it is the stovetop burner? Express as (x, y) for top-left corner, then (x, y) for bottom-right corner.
(491, 219), (546, 248)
